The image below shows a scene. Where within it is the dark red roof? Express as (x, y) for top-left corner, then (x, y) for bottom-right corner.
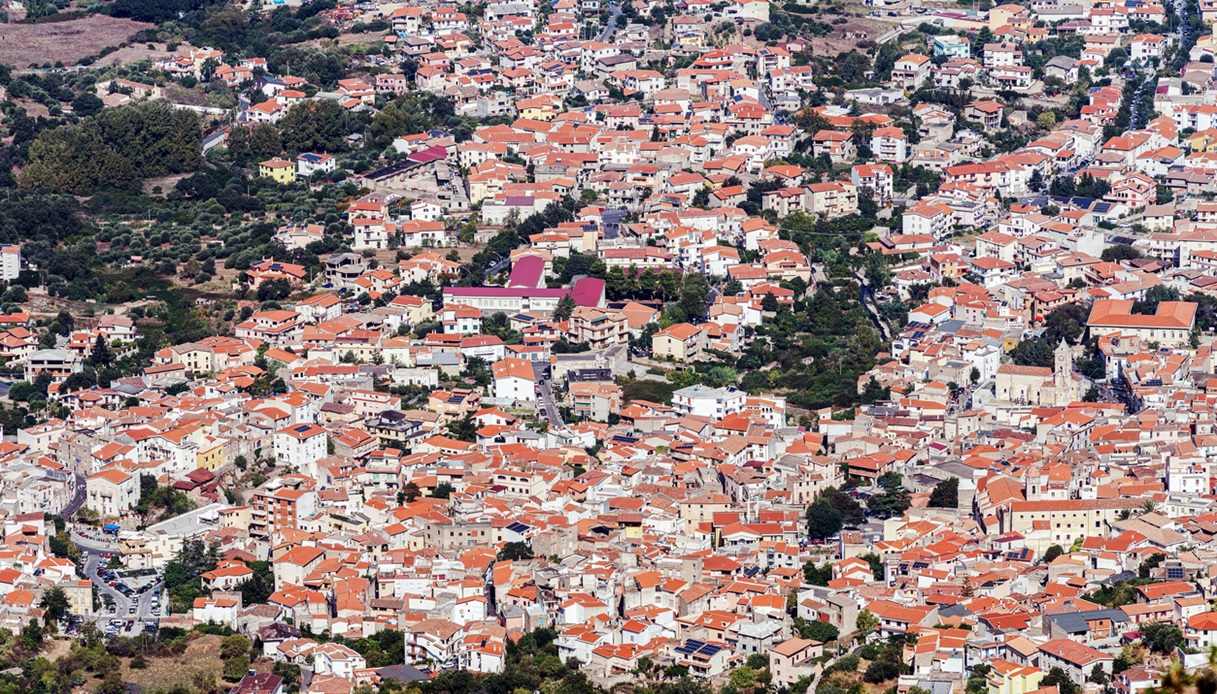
(187, 468), (216, 483)
(407, 145), (448, 164)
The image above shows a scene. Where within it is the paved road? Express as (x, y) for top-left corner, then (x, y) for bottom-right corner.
(854, 271), (892, 342)
(532, 362), (565, 430)
(874, 26), (904, 44)
(759, 85), (772, 111)
(1172, 0), (1197, 64)
(62, 472), (86, 518)
(482, 254), (508, 280)
(596, 2), (622, 42)
(1128, 76), (1150, 130)
(72, 528), (118, 552)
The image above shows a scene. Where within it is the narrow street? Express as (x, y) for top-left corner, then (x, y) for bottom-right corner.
(532, 362), (565, 430)
(62, 472), (85, 518)
(853, 271), (892, 342)
(596, 2), (622, 41)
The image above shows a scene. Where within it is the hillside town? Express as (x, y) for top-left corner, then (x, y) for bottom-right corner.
(4, 0), (1217, 691)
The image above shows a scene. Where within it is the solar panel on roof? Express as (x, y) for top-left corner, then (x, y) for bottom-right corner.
(699, 644), (722, 656)
(506, 522), (530, 533)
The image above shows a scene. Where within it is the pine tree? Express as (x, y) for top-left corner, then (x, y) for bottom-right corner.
(89, 335), (113, 368)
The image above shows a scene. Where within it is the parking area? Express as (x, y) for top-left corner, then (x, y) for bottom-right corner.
(83, 550), (163, 639)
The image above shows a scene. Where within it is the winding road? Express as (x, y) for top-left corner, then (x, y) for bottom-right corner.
(62, 472), (86, 518)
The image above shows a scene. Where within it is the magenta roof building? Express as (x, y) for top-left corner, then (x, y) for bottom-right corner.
(507, 255), (546, 289)
(443, 277), (605, 315)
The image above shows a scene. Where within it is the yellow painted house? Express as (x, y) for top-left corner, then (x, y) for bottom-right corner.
(515, 95), (560, 121)
(1185, 128), (1217, 153)
(259, 158), (296, 184)
(196, 435), (228, 471)
(987, 659), (1045, 694)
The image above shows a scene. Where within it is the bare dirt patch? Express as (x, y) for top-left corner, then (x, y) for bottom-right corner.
(807, 16), (890, 55)
(14, 98), (49, 118)
(302, 30), (386, 49)
(93, 41), (192, 69)
(142, 173), (191, 196)
(42, 638), (72, 661)
(121, 633), (226, 692)
(0, 15), (153, 69)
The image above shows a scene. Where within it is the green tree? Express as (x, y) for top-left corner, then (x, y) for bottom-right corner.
(803, 561), (832, 586)
(1141, 621), (1184, 654)
(855, 609), (878, 639)
(867, 472), (911, 519)
(795, 617), (839, 643)
(967, 664), (992, 694)
(240, 561), (275, 605)
(1139, 553), (1166, 578)
(227, 123), (283, 166)
(369, 92), (457, 148)
(497, 542), (534, 561)
(20, 102), (201, 194)
(278, 100), (358, 154)
(679, 273), (710, 321)
(403, 481), (421, 502)
(273, 662), (301, 693)
(1101, 244), (1142, 262)
(267, 48), (348, 89)
(806, 498), (842, 540)
(257, 278), (293, 301)
(553, 295), (576, 321)
(729, 666), (760, 690)
(71, 92), (104, 117)
(39, 587), (68, 624)
(223, 654), (250, 681)
(163, 539), (217, 613)
(88, 335), (113, 368)
(554, 252), (607, 284)
(837, 51), (871, 84)
(1010, 337), (1054, 367)
(221, 634), (253, 680)
(19, 619), (43, 653)
(1085, 580), (1141, 607)
(1042, 667), (1081, 694)
(863, 657), (901, 683)
(860, 552), (885, 581)
(928, 478), (958, 508)
(97, 670), (125, 694)
(1134, 285), (1182, 315)
(221, 634), (252, 661)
